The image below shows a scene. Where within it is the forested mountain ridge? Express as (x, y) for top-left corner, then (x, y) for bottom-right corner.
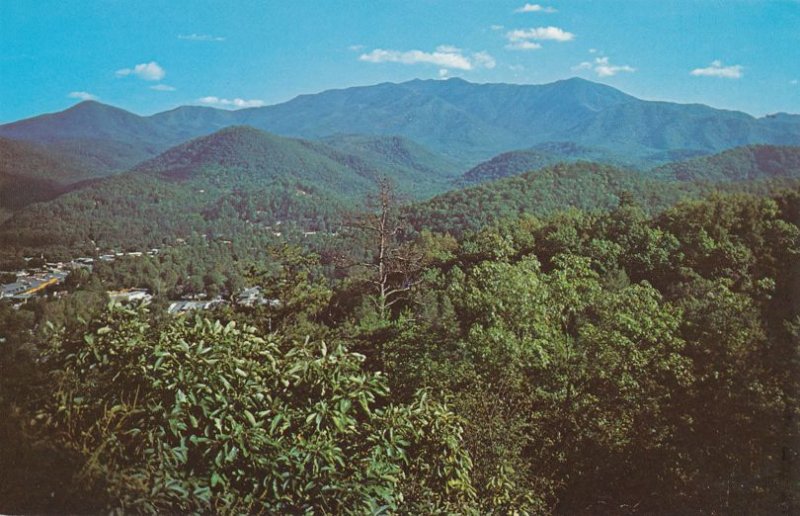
(459, 142), (636, 185)
(320, 134), (463, 182)
(0, 100), (168, 144)
(0, 126), (460, 253)
(409, 161), (698, 235)
(652, 144), (800, 181)
(408, 160), (800, 236)
(245, 77), (800, 163)
(460, 143), (800, 186)
(0, 138), (86, 211)
(0, 101), (181, 172)
(130, 126), (458, 198)
(130, 126), (379, 196)
(0, 137), (94, 185)
(3, 78), (798, 169)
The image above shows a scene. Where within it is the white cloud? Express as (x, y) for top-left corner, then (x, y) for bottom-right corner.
(68, 91), (99, 101)
(360, 48), (471, 70)
(116, 61), (166, 81)
(178, 33), (225, 42)
(438, 68), (449, 78)
(515, 3), (557, 13)
(505, 40), (542, 51)
(690, 60), (743, 79)
(197, 96), (266, 108)
(348, 44), (365, 51)
(589, 48), (598, 54)
(490, 24), (505, 31)
(594, 57), (635, 77)
(472, 51), (496, 69)
(150, 84), (176, 91)
(436, 45), (462, 53)
(359, 46), (495, 71)
(506, 26), (575, 42)
(791, 79), (799, 85)
(573, 56), (635, 77)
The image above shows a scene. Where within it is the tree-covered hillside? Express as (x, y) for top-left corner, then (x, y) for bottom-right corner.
(0, 126), (460, 255)
(321, 133), (463, 194)
(411, 160), (800, 237)
(133, 126), (458, 198)
(652, 144), (800, 181)
(409, 162), (699, 236)
(459, 142), (635, 185)
(0, 137), (117, 212)
(0, 137), (94, 185)
(131, 126), (380, 196)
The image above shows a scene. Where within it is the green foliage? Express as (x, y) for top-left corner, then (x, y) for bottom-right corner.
(30, 304), (476, 513)
(368, 187), (800, 512)
(3, 177), (800, 513)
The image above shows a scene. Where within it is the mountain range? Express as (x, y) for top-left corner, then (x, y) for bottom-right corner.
(0, 126), (463, 251)
(1, 77), (799, 250)
(3, 129), (798, 255)
(2, 77), (798, 175)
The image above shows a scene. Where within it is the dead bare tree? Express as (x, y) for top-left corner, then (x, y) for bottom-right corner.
(339, 178), (424, 320)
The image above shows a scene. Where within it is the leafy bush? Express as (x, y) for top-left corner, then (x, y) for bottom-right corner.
(32, 304), (475, 513)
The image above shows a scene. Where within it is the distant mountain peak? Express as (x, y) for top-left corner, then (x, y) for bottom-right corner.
(556, 76), (603, 85)
(64, 100), (134, 116)
(70, 99), (105, 108)
(543, 77), (636, 100)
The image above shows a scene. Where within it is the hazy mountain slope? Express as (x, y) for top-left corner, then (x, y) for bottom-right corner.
(0, 126), (455, 251)
(3, 78), (799, 172)
(651, 145), (800, 181)
(408, 162), (700, 235)
(0, 137), (89, 184)
(401, 77), (634, 136)
(0, 101), (189, 172)
(0, 137), (93, 209)
(131, 126), (410, 198)
(459, 142), (636, 185)
(244, 78), (800, 164)
(0, 173), (62, 211)
(243, 82), (517, 165)
(147, 105), (242, 142)
(320, 134), (462, 195)
(0, 101), (169, 145)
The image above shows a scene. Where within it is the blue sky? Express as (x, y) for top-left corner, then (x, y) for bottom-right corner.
(1, 0), (798, 122)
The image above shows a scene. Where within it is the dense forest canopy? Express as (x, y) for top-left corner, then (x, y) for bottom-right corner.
(2, 179), (798, 513)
